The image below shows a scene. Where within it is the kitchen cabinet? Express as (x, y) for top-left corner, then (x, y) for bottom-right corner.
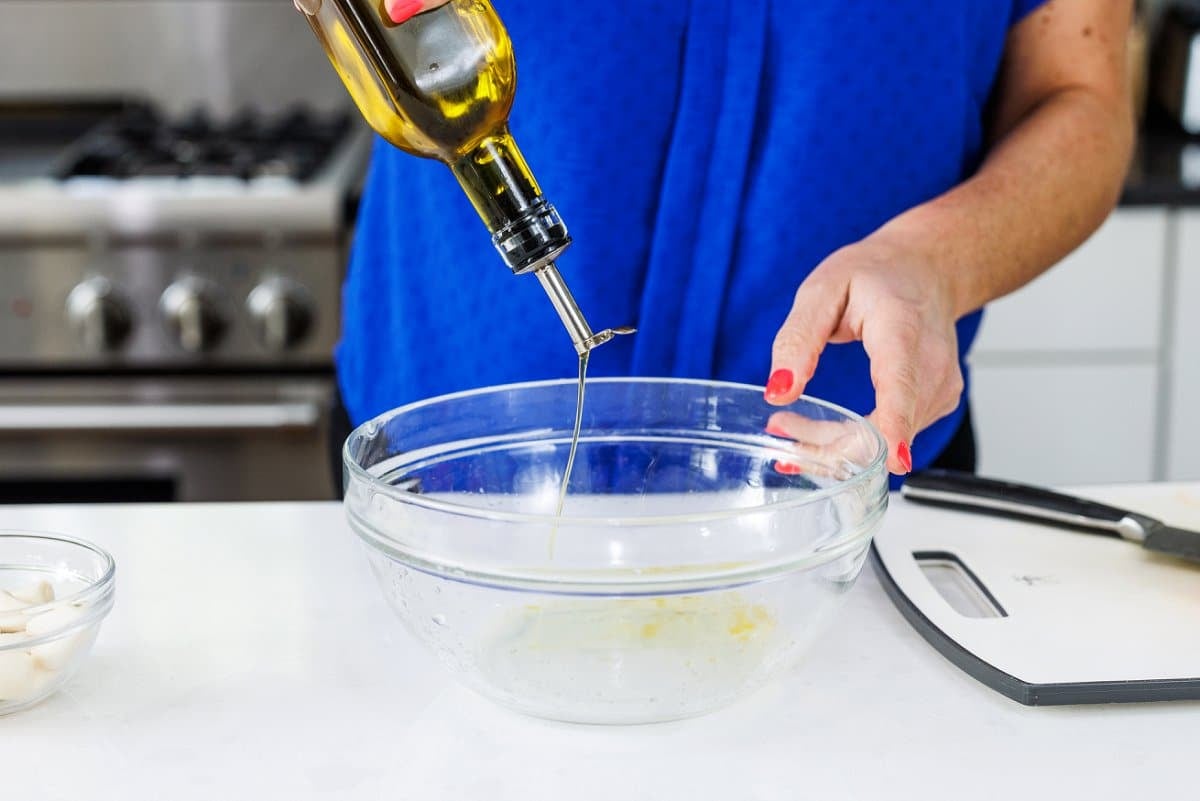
(970, 208), (1171, 484)
(970, 363), (1159, 485)
(972, 209), (1168, 353)
(1167, 211), (1200, 480)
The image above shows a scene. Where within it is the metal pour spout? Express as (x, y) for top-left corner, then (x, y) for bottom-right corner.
(534, 263), (635, 356)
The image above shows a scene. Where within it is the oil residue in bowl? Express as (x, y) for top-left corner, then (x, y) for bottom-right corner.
(477, 592), (780, 721)
(636, 596), (774, 644)
(515, 594), (776, 649)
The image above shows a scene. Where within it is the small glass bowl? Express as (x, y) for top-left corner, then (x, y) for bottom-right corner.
(0, 532), (116, 715)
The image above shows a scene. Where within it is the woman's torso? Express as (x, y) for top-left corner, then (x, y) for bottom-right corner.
(338, 0), (1040, 469)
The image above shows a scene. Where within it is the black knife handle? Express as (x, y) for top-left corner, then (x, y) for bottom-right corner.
(901, 469), (1138, 537)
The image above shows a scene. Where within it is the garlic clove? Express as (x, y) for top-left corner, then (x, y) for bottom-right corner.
(26, 606), (89, 672)
(0, 649), (38, 701)
(25, 604), (85, 638)
(0, 612), (28, 634)
(7, 581), (54, 607)
(0, 591), (33, 633)
(30, 632), (84, 672)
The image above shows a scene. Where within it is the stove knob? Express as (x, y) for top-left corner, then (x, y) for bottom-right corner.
(246, 277), (314, 352)
(159, 277), (227, 353)
(66, 277), (132, 352)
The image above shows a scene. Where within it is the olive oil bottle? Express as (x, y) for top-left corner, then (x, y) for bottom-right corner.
(295, 0), (629, 354)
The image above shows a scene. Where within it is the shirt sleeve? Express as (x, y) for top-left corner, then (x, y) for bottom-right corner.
(1012, 0), (1050, 26)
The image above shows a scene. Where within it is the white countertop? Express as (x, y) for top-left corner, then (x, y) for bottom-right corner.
(2, 493), (1196, 800)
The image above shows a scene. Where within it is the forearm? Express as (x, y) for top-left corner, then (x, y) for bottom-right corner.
(875, 84), (1134, 318)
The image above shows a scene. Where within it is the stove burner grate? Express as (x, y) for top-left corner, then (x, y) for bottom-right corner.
(59, 104), (351, 182)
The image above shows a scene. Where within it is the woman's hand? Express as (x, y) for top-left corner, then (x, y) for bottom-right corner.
(764, 231), (965, 476)
(385, 0), (452, 24)
(759, 0), (1133, 477)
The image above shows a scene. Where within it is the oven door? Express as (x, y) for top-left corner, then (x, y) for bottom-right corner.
(0, 376), (336, 503)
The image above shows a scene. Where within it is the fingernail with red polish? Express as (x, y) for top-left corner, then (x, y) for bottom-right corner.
(385, 0), (422, 23)
(764, 369), (794, 400)
(774, 460), (804, 475)
(897, 441), (912, 473)
(764, 423), (790, 438)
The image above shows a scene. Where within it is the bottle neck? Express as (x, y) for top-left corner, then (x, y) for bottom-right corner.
(449, 130), (635, 355)
(450, 130), (570, 274)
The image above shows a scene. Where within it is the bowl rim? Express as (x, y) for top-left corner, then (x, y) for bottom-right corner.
(348, 508), (883, 594)
(0, 530), (116, 632)
(342, 376), (888, 527)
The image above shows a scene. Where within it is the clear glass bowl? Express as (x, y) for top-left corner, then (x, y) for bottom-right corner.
(344, 378), (887, 724)
(0, 532), (115, 715)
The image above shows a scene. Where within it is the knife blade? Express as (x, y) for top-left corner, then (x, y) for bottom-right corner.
(900, 469), (1200, 564)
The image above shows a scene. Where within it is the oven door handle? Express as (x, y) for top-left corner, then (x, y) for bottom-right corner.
(0, 402), (322, 432)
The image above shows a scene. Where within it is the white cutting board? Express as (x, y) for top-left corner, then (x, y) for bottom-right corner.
(872, 482), (1200, 704)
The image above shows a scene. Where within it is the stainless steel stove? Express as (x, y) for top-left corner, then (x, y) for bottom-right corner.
(0, 99), (369, 502)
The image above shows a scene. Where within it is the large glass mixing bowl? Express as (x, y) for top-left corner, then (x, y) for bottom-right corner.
(344, 378), (888, 724)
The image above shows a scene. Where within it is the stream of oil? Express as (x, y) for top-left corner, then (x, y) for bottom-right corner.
(549, 351), (589, 558)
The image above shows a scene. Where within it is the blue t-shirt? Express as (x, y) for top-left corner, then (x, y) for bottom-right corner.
(337, 0), (1048, 476)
